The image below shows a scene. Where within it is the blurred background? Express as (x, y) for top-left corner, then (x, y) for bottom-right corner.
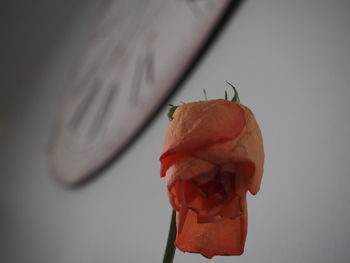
(1, 0), (350, 262)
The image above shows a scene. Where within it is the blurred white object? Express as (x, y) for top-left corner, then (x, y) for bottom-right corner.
(49, 0), (234, 185)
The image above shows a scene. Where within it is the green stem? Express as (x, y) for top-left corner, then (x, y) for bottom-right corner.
(162, 210), (176, 263)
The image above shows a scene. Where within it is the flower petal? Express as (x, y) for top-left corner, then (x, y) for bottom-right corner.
(175, 196), (248, 258)
(166, 156), (217, 212)
(160, 100), (245, 177)
(166, 156), (216, 186)
(194, 105), (264, 195)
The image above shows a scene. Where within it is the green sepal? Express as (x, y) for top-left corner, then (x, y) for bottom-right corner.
(167, 104), (178, 120)
(203, 89), (208, 100)
(225, 81), (240, 103)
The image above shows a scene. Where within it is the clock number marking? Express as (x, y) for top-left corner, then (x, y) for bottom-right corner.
(70, 62), (98, 95)
(68, 79), (117, 141)
(129, 48), (155, 106)
(68, 80), (100, 132)
(88, 84), (117, 138)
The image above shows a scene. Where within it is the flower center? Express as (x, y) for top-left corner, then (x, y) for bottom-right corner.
(191, 170), (235, 203)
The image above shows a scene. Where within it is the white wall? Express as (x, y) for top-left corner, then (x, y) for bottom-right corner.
(1, 0), (350, 262)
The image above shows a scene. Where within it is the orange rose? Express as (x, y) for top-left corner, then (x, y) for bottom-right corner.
(160, 99), (264, 258)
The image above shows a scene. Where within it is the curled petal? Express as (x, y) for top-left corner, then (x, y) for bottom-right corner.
(160, 100), (245, 177)
(175, 196), (248, 258)
(194, 105), (264, 195)
(166, 156), (217, 188)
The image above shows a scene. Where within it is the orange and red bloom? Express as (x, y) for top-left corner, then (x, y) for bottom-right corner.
(160, 99), (264, 258)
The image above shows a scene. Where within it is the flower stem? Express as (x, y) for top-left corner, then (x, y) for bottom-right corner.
(162, 210), (176, 263)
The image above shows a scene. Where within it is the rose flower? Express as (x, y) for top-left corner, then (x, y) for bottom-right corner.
(160, 99), (264, 258)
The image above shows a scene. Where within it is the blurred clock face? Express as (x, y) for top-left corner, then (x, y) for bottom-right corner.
(49, 0), (235, 185)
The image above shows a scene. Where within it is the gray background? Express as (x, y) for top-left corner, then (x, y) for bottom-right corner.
(1, 0), (350, 262)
